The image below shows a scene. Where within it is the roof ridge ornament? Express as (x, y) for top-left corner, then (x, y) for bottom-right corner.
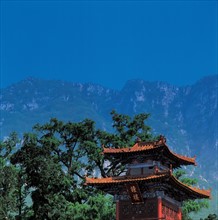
(158, 135), (166, 145)
(135, 137), (142, 144)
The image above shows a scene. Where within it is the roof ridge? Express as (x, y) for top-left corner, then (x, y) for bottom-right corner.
(170, 175), (211, 198)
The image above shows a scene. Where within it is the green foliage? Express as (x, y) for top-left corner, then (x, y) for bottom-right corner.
(183, 199), (209, 215)
(0, 132), (20, 219)
(174, 169), (209, 220)
(0, 111), (211, 219)
(70, 194), (115, 220)
(174, 169), (187, 179)
(11, 131), (76, 219)
(0, 164), (18, 219)
(174, 169), (198, 186)
(102, 110), (153, 147)
(10, 110), (147, 219)
(93, 111), (154, 177)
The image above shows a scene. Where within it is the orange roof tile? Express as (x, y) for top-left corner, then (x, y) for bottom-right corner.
(170, 175), (211, 198)
(103, 137), (196, 166)
(103, 143), (156, 154)
(172, 152), (196, 165)
(85, 173), (211, 199)
(85, 173), (167, 185)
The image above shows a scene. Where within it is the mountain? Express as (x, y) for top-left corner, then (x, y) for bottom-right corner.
(0, 75), (217, 216)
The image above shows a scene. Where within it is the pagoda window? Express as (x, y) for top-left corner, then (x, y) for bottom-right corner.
(127, 160), (169, 176)
(130, 168), (142, 176)
(127, 164), (155, 176)
(142, 166), (155, 175)
(128, 161), (153, 168)
(128, 166), (156, 176)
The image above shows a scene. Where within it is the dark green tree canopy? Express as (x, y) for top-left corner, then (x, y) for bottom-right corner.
(7, 110), (153, 219)
(0, 111), (212, 220)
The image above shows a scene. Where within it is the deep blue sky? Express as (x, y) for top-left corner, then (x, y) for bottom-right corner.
(1, 1), (217, 89)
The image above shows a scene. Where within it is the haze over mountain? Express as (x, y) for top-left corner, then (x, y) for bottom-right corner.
(0, 75), (217, 191)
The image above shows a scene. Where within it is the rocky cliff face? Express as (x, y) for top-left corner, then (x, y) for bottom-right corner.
(1, 75), (217, 186)
(115, 76), (218, 186)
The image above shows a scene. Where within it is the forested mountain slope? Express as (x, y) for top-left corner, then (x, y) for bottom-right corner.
(0, 75), (217, 187)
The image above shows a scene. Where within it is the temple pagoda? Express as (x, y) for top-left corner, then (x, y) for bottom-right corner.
(85, 136), (211, 220)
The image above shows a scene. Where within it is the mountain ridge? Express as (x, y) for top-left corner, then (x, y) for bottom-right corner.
(0, 75), (217, 178)
(1, 75), (217, 216)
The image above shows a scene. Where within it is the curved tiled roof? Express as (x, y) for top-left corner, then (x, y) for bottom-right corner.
(85, 173), (211, 199)
(103, 143), (156, 153)
(103, 137), (196, 166)
(169, 174), (211, 199)
(86, 173), (167, 185)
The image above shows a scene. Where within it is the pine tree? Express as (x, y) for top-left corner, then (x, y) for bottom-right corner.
(1, 111), (211, 219)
